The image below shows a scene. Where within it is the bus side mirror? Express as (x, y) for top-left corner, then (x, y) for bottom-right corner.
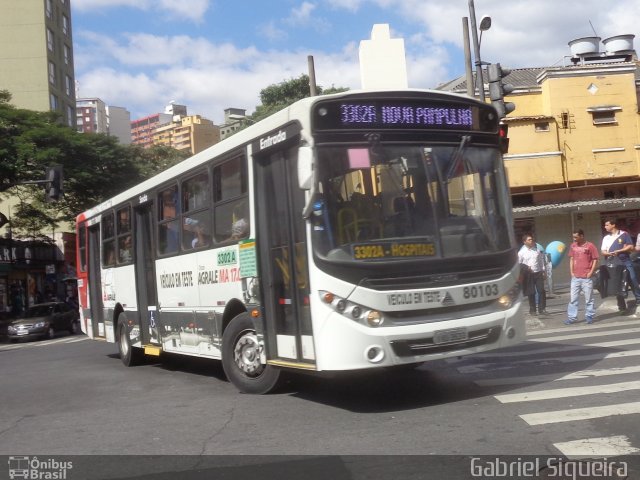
(298, 146), (313, 190)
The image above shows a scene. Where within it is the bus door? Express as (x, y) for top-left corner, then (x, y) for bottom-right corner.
(134, 203), (159, 345)
(87, 224), (104, 337)
(255, 143), (315, 366)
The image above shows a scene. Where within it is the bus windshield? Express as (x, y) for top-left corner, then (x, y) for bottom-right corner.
(311, 142), (514, 262)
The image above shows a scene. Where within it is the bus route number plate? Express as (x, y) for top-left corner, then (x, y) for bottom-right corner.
(433, 327), (468, 345)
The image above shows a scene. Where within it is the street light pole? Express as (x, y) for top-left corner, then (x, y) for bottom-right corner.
(462, 17), (475, 98)
(468, 0), (485, 102)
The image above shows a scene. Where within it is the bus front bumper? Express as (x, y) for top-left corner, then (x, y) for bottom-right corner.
(312, 299), (525, 371)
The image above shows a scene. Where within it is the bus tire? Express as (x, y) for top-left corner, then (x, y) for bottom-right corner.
(221, 313), (281, 394)
(117, 313), (144, 367)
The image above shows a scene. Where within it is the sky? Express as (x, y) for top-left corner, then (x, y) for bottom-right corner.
(70, 0), (640, 124)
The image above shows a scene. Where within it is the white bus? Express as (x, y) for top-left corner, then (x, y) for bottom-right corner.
(76, 89), (525, 394)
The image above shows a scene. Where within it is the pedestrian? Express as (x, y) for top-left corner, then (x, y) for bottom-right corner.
(518, 233), (548, 316)
(565, 229), (599, 325)
(601, 218), (640, 312)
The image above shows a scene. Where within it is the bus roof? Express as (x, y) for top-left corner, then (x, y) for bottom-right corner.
(77, 88), (480, 221)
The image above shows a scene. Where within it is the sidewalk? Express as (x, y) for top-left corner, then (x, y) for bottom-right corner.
(525, 285), (636, 331)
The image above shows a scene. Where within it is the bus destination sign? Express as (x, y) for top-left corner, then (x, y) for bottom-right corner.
(352, 241), (436, 260)
(341, 103), (472, 128)
(313, 98), (495, 132)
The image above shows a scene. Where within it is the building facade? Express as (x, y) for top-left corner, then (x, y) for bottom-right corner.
(76, 97), (108, 134)
(147, 114), (220, 154)
(0, 230), (76, 318)
(106, 106), (132, 145)
(220, 108), (247, 139)
(440, 35), (640, 287)
(0, 0), (76, 126)
(173, 115), (220, 154)
(131, 113), (173, 148)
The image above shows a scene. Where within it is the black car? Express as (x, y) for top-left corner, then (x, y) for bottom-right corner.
(7, 302), (80, 341)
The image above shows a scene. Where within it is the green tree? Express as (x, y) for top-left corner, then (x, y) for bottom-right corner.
(0, 91), (187, 237)
(248, 74), (349, 125)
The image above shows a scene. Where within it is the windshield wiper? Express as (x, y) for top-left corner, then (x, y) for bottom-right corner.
(445, 135), (471, 180)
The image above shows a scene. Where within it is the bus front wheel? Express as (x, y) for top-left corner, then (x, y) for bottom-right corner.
(117, 313), (144, 367)
(221, 313), (281, 394)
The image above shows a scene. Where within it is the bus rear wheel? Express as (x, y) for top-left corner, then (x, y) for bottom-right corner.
(117, 313), (144, 367)
(222, 313), (281, 394)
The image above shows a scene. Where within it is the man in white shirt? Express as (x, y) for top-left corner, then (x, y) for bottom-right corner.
(518, 233), (547, 316)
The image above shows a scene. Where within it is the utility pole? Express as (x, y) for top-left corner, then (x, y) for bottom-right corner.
(307, 55), (318, 97)
(462, 17), (475, 98)
(468, 0), (485, 102)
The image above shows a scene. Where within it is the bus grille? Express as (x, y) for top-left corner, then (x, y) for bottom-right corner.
(389, 327), (501, 357)
(361, 267), (506, 290)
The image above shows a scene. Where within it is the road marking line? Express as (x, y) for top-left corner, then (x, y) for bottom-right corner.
(474, 365), (640, 387)
(0, 344), (21, 351)
(494, 380), (640, 403)
(520, 401), (640, 425)
(527, 318), (640, 336)
(529, 327), (640, 343)
(446, 338), (640, 363)
(0, 336), (88, 350)
(31, 337), (78, 347)
(457, 349), (640, 374)
(553, 435), (640, 459)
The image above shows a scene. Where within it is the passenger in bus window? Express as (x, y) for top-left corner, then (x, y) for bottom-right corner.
(192, 222), (210, 248)
(229, 202), (249, 240)
(119, 235), (132, 263)
(230, 218), (249, 240)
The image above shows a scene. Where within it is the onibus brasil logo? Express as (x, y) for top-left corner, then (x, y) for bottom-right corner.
(8, 456), (73, 479)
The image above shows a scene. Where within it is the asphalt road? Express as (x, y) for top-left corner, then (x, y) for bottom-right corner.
(1, 292), (640, 479)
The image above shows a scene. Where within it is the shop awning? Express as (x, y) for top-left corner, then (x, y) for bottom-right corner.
(513, 197), (640, 218)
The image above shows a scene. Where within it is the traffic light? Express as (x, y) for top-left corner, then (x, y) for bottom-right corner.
(499, 123), (509, 154)
(487, 63), (516, 119)
(46, 165), (64, 202)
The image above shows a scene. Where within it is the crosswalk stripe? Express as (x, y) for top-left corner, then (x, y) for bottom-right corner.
(520, 401), (640, 425)
(527, 318), (640, 336)
(553, 435), (640, 458)
(475, 365), (640, 386)
(457, 349), (640, 374)
(446, 338), (640, 363)
(529, 327), (640, 343)
(494, 380), (640, 403)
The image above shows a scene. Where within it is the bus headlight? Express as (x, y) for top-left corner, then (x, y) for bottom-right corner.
(319, 291), (384, 327)
(496, 284), (522, 310)
(366, 311), (383, 327)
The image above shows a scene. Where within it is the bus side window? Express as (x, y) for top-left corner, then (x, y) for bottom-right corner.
(182, 172), (211, 250)
(158, 185), (179, 255)
(116, 205), (132, 264)
(102, 211), (116, 267)
(78, 221), (87, 272)
(213, 156), (249, 243)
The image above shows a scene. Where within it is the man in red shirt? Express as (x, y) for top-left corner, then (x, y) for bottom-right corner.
(566, 229), (599, 325)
